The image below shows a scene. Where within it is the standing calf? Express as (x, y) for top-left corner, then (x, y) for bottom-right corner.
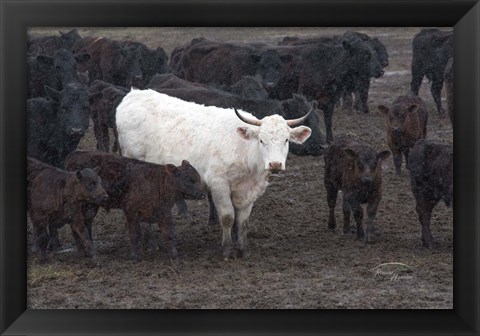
(64, 151), (205, 261)
(27, 157), (107, 262)
(408, 139), (453, 248)
(378, 93), (428, 175)
(324, 136), (390, 243)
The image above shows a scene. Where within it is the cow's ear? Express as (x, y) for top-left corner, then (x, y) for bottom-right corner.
(344, 148), (358, 159)
(342, 40), (355, 54)
(248, 54), (261, 63)
(44, 86), (60, 101)
(37, 55), (53, 66)
(377, 105), (389, 115)
(407, 104), (419, 114)
(280, 54), (293, 63)
(75, 53), (91, 64)
(181, 160), (191, 167)
(289, 126), (312, 144)
(377, 150), (391, 161)
(89, 92), (103, 105)
(92, 166), (101, 174)
(76, 170), (83, 180)
(236, 126), (257, 141)
(166, 164), (180, 176)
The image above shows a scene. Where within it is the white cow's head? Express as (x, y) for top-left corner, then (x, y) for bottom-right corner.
(235, 108), (312, 173)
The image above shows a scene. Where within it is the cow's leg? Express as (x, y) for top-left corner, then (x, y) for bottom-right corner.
(342, 197), (352, 234)
(158, 209), (178, 259)
(70, 212), (96, 259)
(112, 126), (120, 153)
(125, 215), (142, 262)
(234, 204), (253, 258)
(100, 123), (110, 153)
(351, 201), (364, 239)
(323, 103), (335, 143)
(341, 90), (353, 111)
(208, 191), (219, 226)
(142, 223), (158, 252)
(430, 76), (445, 117)
(210, 185), (235, 260)
(392, 149), (403, 175)
(354, 79), (370, 114)
(82, 203), (99, 241)
(326, 183), (338, 230)
(175, 199), (189, 218)
(92, 112), (104, 151)
(404, 148), (411, 171)
(366, 199), (380, 243)
(415, 197), (436, 248)
(47, 224), (62, 251)
(410, 61), (424, 95)
(33, 220), (49, 263)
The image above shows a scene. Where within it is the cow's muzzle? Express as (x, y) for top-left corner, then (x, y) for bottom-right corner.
(67, 128), (85, 136)
(268, 162), (283, 174)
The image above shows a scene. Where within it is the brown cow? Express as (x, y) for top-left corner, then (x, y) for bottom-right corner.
(324, 135), (390, 243)
(378, 93), (428, 175)
(27, 157), (108, 262)
(444, 58), (453, 125)
(408, 139), (453, 248)
(64, 150), (206, 261)
(88, 80), (128, 152)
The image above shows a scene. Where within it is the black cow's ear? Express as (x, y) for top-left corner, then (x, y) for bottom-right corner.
(377, 150), (391, 161)
(37, 55), (53, 66)
(344, 148), (358, 159)
(75, 53), (91, 63)
(44, 86), (60, 101)
(407, 104), (419, 114)
(92, 166), (101, 174)
(76, 170), (83, 180)
(166, 164), (180, 176)
(181, 160), (191, 167)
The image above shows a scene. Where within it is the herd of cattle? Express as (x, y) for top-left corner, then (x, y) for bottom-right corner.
(26, 28), (453, 263)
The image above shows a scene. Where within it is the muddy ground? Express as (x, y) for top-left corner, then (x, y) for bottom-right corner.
(27, 27), (453, 309)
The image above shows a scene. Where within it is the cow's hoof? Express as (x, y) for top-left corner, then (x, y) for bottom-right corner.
(170, 247), (178, 259)
(366, 234), (376, 244)
(422, 239), (435, 249)
(238, 248), (251, 259)
(357, 230), (365, 239)
(131, 253), (141, 263)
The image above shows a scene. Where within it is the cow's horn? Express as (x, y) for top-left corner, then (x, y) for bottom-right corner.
(234, 108), (262, 126)
(286, 106), (313, 127)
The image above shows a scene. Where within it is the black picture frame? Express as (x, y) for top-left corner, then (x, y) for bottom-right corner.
(1, 0), (479, 335)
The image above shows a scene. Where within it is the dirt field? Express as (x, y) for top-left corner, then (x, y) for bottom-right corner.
(27, 27), (453, 309)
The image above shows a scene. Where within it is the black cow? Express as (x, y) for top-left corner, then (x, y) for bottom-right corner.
(223, 75), (269, 100)
(28, 29), (81, 56)
(72, 36), (143, 87)
(27, 83), (101, 168)
(410, 28), (453, 116)
(269, 37), (381, 142)
(180, 38), (293, 92)
(88, 80), (129, 152)
(122, 41), (170, 88)
(27, 49), (90, 98)
(408, 139), (453, 248)
(278, 31), (387, 114)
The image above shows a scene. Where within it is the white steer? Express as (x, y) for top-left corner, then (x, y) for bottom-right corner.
(116, 89), (312, 259)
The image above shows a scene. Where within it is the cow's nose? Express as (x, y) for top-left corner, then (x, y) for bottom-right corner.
(269, 162), (283, 173)
(69, 128), (85, 136)
(375, 69), (385, 78)
(362, 176), (374, 183)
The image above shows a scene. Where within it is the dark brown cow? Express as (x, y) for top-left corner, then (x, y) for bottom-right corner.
(28, 29), (81, 56)
(72, 37), (142, 87)
(64, 151), (206, 261)
(88, 80), (128, 152)
(408, 139), (453, 248)
(324, 135), (390, 243)
(444, 58), (453, 125)
(27, 157), (108, 262)
(378, 93), (428, 175)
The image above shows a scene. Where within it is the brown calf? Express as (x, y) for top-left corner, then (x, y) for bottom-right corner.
(408, 139), (453, 248)
(378, 93), (428, 175)
(324, 135), (390, 243)
(64, 150), (206, 261)
(27, 157), (107, 262)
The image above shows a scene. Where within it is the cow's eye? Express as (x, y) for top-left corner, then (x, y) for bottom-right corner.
(89, 181), (96, 188)
(285, 139), (289, 143)
(260, 140), (264, 145)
